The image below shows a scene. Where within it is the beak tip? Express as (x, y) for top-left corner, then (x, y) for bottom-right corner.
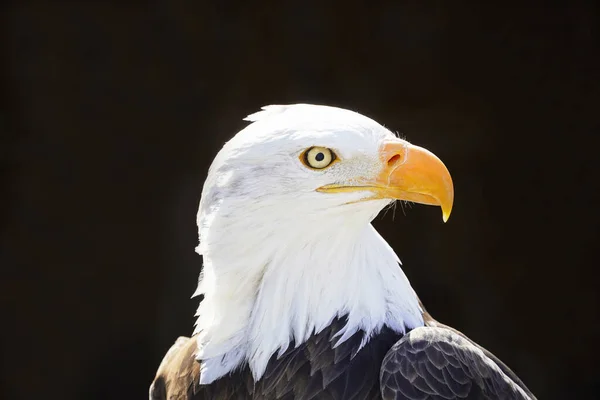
(442, 207), (452, 223)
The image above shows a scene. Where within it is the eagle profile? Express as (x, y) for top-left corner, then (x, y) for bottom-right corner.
(150, 104), (535, 399)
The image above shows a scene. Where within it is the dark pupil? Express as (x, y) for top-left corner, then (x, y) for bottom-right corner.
(315, 152), (325, 162)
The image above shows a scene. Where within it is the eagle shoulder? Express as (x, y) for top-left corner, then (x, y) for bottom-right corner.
(149, 336), (201, 400)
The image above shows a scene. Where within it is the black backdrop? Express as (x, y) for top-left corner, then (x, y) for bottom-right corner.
(1, 2), (599, 399)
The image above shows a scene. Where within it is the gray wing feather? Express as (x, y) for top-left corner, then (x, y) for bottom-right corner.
(380, 327), (533, 400)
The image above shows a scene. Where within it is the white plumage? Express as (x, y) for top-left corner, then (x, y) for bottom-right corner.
(193, 104), (424, 383)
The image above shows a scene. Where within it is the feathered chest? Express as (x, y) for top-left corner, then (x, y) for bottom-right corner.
(193, 317), (402, 400)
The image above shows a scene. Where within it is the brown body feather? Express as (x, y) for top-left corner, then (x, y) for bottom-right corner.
(150, 305), (535, 400)
(150, 336), (201, 399)
(150, 317), (400, 400)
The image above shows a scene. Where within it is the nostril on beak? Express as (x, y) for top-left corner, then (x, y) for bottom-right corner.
(387, 153), (402, 168)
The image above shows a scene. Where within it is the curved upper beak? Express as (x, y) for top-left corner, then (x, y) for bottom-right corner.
(376, 141), (454, 222)
(317, 140), (454, 222)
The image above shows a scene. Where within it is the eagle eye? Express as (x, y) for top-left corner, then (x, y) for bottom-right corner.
(301, 147), (337, 169)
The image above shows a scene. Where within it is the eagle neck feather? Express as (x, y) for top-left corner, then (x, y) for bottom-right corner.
(193, 221), (423, 385)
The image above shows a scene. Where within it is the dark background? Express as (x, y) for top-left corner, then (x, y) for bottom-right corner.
(1, 2), (599, 399)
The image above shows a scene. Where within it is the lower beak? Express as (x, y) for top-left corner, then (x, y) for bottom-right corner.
(318, 141), (454, 222)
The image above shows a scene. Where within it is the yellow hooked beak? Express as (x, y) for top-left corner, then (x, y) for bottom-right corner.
(317, 141), (454, 222)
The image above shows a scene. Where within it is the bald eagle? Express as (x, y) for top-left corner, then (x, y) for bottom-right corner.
(150, 104), (535, 399)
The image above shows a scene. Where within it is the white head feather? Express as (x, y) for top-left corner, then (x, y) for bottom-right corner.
(193, 104), (424, 384)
